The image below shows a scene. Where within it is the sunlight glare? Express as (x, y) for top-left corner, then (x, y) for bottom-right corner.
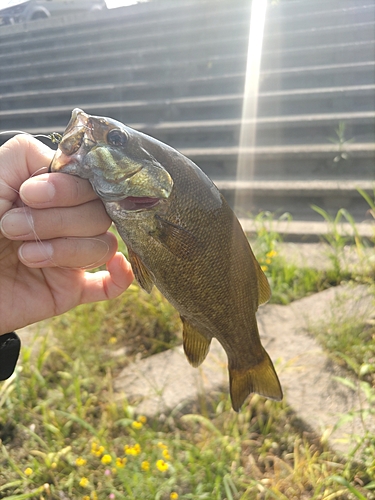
(106, 0), (140, 8)
(235, 0), (267, 214)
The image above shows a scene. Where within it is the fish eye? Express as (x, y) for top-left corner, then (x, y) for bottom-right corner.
(107, 129), (128, 147)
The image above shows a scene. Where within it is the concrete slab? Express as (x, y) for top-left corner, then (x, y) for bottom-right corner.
(114, 284), (374, 454)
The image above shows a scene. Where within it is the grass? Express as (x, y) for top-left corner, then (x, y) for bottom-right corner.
(1, 207), (375, 499)
(309, 298), (375, 386)
(251, 211), (345, 305)
(1, 343), (372, 500)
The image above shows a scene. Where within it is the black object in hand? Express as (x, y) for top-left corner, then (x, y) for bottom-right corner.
(0, 332), (21, 380)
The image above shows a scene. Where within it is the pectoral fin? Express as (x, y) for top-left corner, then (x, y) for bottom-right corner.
(229, 350), (282, 411)
(181, 316), (211, 367)
(128, 247), (154, 293)
(151, 214), (198, 259)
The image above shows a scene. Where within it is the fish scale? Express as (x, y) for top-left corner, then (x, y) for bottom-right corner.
(50, 108), (282, 411)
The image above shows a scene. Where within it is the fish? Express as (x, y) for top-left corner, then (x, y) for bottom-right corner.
(50, 108), (282, 411)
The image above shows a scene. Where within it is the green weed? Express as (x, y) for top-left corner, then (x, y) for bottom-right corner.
(328, 121), (355, 164)
(251, 211), (342, 304)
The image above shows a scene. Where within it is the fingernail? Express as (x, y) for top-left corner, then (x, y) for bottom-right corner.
(19, 241), (53, 264)
(0, 209), (34, 237)
(20, 175), (55, 204)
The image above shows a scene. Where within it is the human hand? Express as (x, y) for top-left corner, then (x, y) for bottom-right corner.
(0, 135), (134, 335)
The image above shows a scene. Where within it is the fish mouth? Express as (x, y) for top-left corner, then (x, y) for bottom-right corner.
(115, 196), (161, 211)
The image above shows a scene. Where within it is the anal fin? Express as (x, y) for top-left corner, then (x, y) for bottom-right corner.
(229, 350), (282, 411)
(181, 316), (211, 367)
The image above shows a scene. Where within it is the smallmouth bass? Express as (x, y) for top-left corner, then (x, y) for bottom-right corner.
(50, 108), (282, 411)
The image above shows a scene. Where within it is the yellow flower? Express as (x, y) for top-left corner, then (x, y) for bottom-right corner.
(101, 454), (112, 465)
(138, 415), (147, 424)
(162, 448), (171, 460)
(51, 462), (57, 469)
(261, 265), (268, 272)
(170, 493), (179, 500)
(134, 443), (141, 454)
(24, 467), (33, 476)
(124, 443), (141, 456)
(79, 477), (89, 488)
(266, 250), (277, 259)
(141, 460), (150, 471)
(116, 457), (127, 468)
(91, 492), (98, 500)
(157, 442), (167, 450)
(92, 445), (105, 457)
(76, 457), (87, 467)
(109, 336), (117, 344)
(131, 421), (143, 430)
(156, 459), (169, 472)
(91, 442), (105, 456)
(83, 496), (90, 500)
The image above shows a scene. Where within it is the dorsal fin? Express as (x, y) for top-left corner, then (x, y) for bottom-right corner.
(257, 263), (271, 305)
(249, 249), (271, 305)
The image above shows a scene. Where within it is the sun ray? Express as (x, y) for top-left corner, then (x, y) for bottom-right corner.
(235, 0), (268, 216)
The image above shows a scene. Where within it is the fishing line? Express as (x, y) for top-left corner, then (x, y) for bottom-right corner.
(0, 166), (56, 266)
(1, 129), (109, 270)
(63, 236), (111, 271)
(0, 130), (61, 266)
(0, 130), (62, 144)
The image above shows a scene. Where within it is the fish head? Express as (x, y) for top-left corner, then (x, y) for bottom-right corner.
(50, 108), (173, 211)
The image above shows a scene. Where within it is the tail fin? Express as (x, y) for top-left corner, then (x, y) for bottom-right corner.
(229, 350), (282, 411)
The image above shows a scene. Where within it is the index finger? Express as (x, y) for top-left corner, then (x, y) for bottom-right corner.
(20, 172), (97, 208)
(0, 135), (54, 216)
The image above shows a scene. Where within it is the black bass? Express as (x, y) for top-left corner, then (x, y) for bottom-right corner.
(50, 108), (282, 411)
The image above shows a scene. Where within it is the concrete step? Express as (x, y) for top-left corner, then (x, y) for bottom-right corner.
(135, 112), (375, 147)
(1, 105), (374, 146)
(0, 41), (248, 81)
(1, 84), (374, 119)
(181, 143), (375, 161)
(219, 180), (375, 219)
(215, 179), (375, 193)
(1, 15), (373, 72)
(264, 21), (375, 51)
(269, 0), (374, 17)
(240, 218), (375, 241)
(0, 1), (252, 49)
(1, 56), (373, 100)
(261, 61), (375, 91)
(1, 0), (372, 54)
(0, 21), (250, 68)
(182, 143), (375, 180)
(0, 0), (372, 227)
(1, 21), (373, 86)
(262, 40), (375, 70)
(267, 3), (375, 30)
